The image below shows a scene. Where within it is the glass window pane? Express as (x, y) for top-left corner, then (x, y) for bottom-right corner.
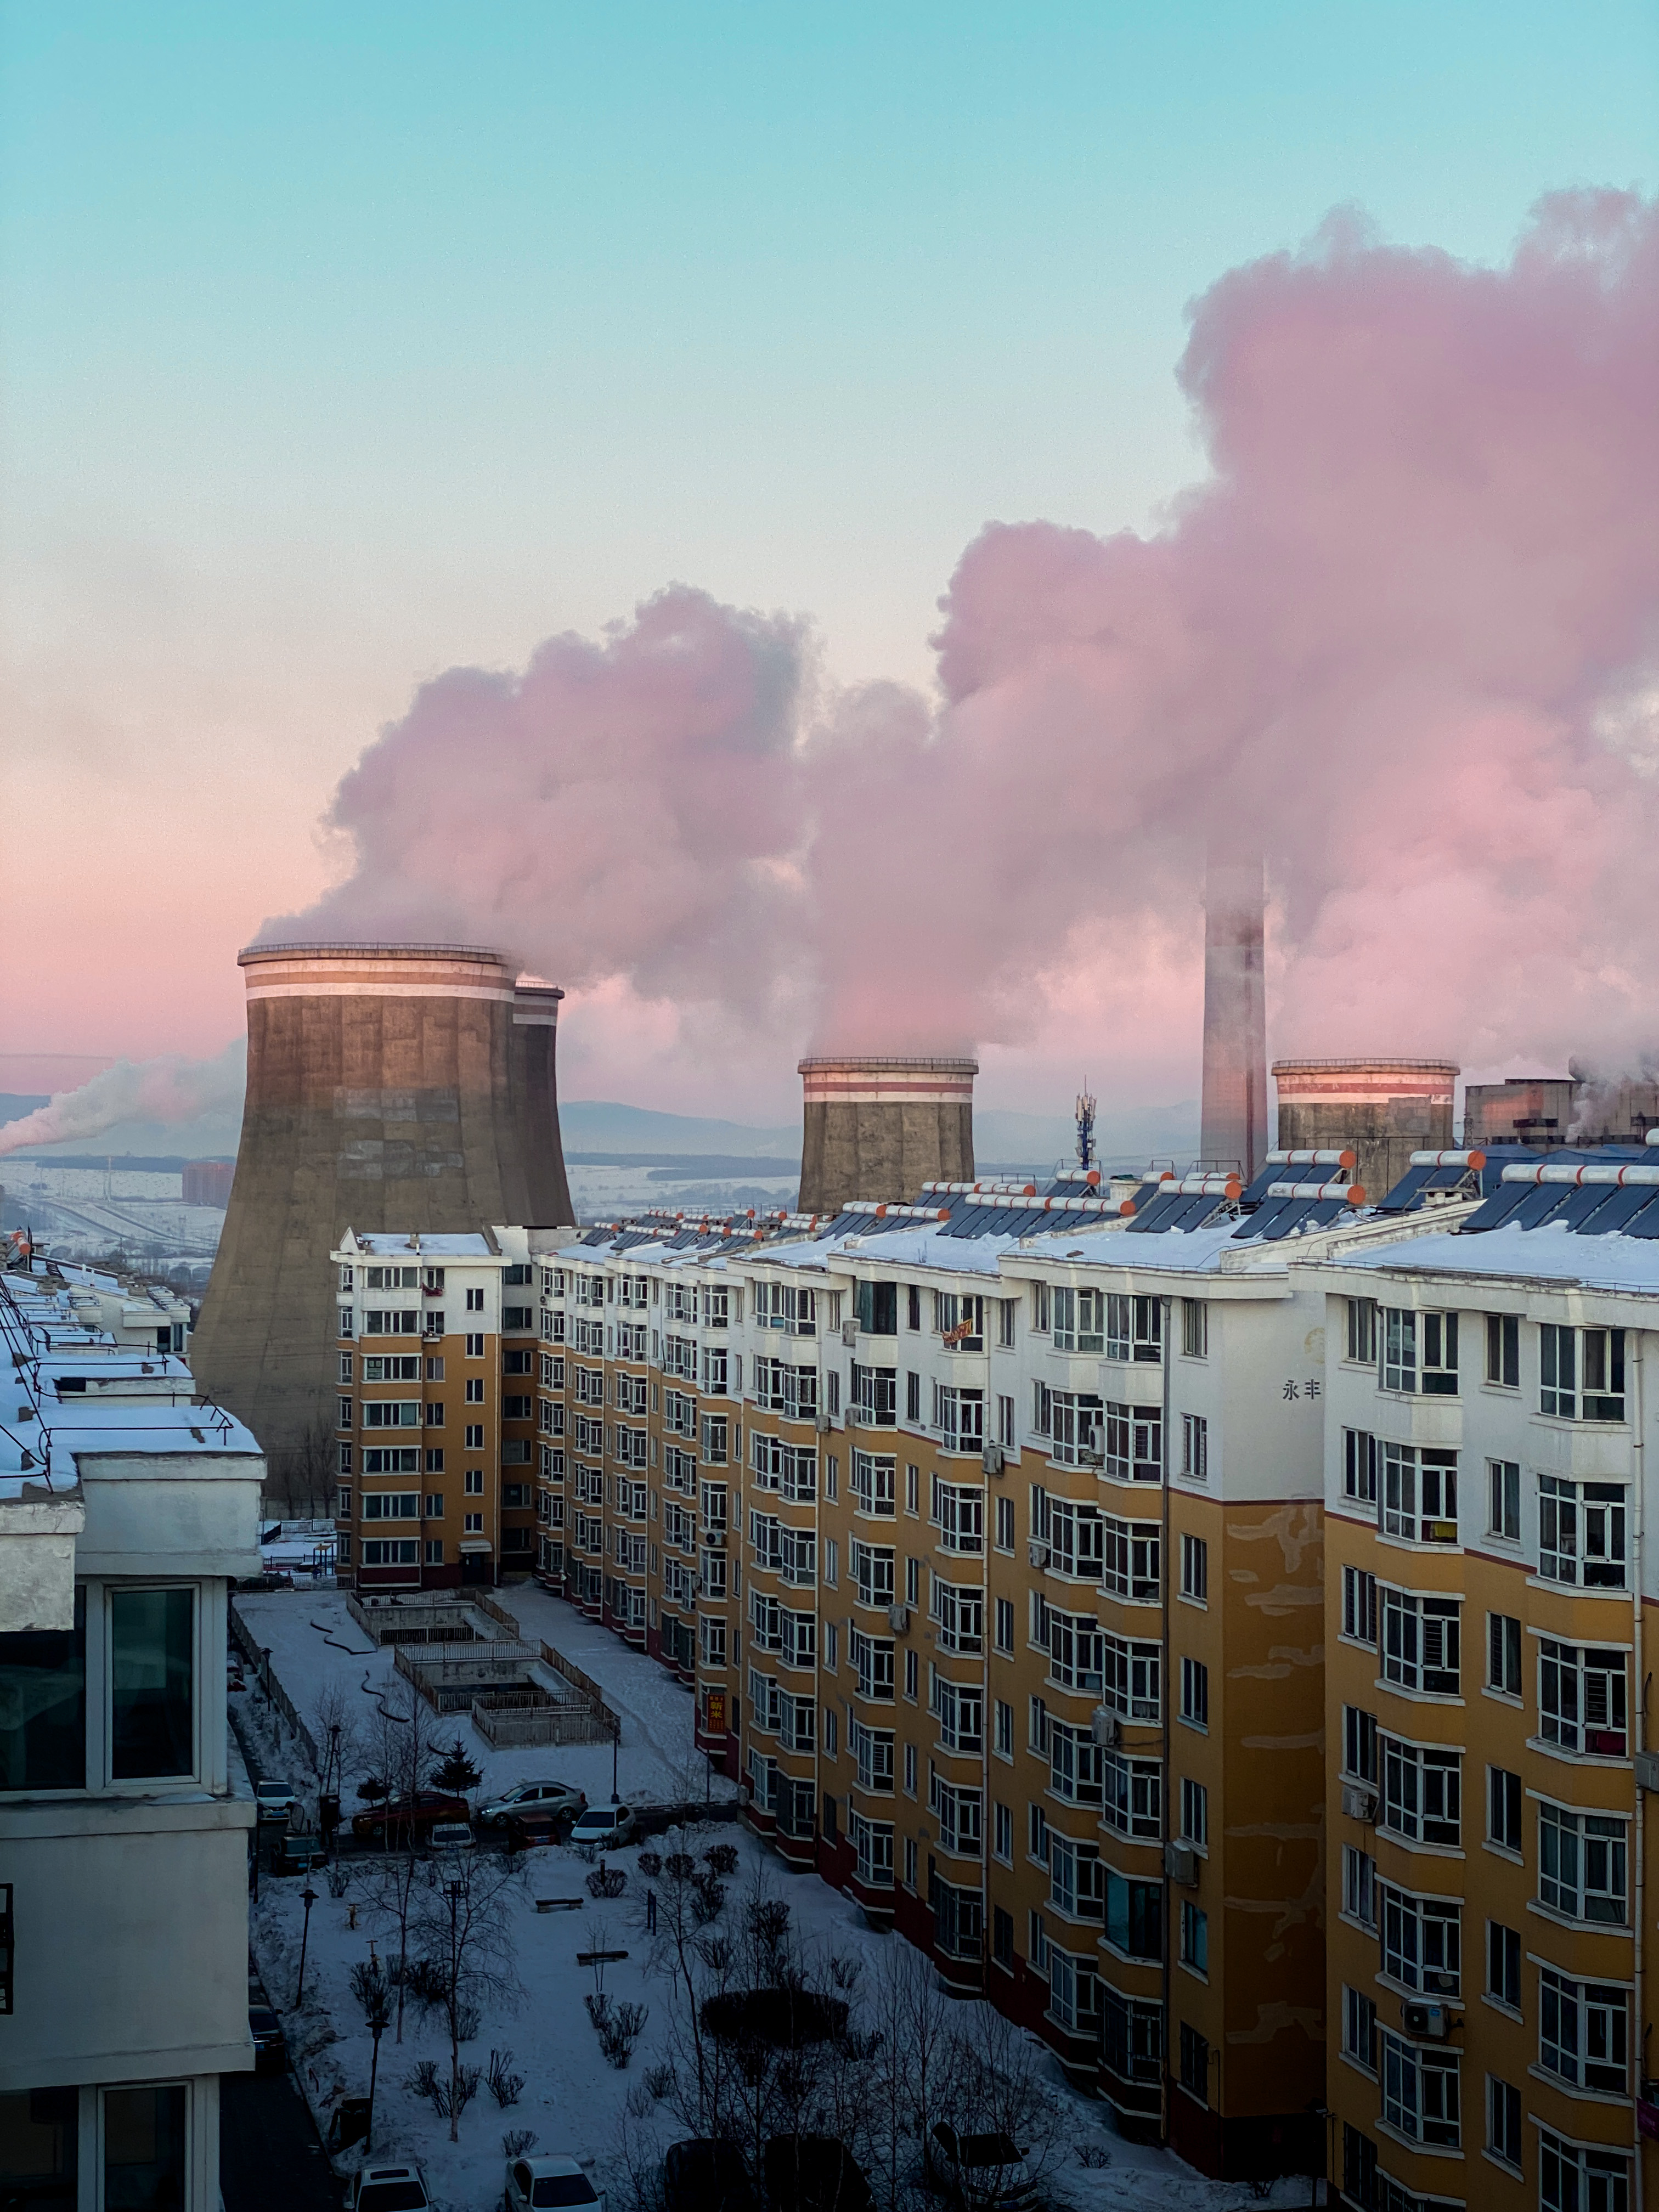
(0, 1589), (86, 1791)
(103, 2085), (187, 2212)
(0, 2087), (79, 2212)
(110, 1590), (194, 1779)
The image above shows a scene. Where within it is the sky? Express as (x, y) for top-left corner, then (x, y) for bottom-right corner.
(4, 2), (1656, 1125)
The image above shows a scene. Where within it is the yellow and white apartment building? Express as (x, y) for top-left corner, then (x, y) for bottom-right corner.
(329, 1147), (1659, 2203)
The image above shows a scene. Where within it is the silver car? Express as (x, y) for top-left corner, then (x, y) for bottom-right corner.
(347, 2166), (431, 2212)
(476, 1779), (586, 1828)
(505, 2155), (603, 2212)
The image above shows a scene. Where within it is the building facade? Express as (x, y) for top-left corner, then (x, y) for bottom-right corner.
(0, 1257), (264, 2212)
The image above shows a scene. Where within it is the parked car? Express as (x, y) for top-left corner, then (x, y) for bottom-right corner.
(764, 2138), (870, 2212)
(238, 1571), (294, 1592)
(662, 2142), (757, 2212)
(351, 1790), (471, 1845)
(249, 2005), (286, 2073)
(428, 1820), (475, 1855)
(254, 1778), (297, 1822)
(477, 1780), (587, 1829)
(569, 1803), (636, 1850)
(346, 2166), (431, 2212)
(922, 2128), (1037, 2212)
(275, 1831), (328, 1876)
(504, 1807), (577, 1852)
(504, 2154), (604, 2212)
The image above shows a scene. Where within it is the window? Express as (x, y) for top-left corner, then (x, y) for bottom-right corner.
(1101, 1753), (1161, 1839)
(997, 1393), (1014, 1448)
(1342, 1846), (1376, 1928)
(1381, 1307), (1417, 1392)
(853, 1279), (897, 1335)
(1051, 1286), (1104, 1354)
(360, 1538), (419, 1565)
(1538, 2130), (1632, 2212)
(465, 1286), (484, 1312)
(425, 1492), (444, 1517)
(1486, 1920), (1521, 2009)
(1343, 1427), (1378, 1506)
(1486, 1612), (1521, 1697)
(932, 1477), (983, 1551)
(850, 1813), (894, 1889)
(1487, 1765), (1522, 1852)
(464, 1468), (483, 1495)
(994, 1802), (1013, 1862)
(1179, 1656), (1208, 1729)
(932, 1581), (982, 1654)
(1103, 1401), (1161, 1482)
(1342, 1986), (1376, 2073)
(1180, 1776), (1207, 1848)
(1178, 1901), (1207, 1974)
(851, 1451), (896, 1517)
(1380, 1443), (1459, 1542)
(423, 1539), (443, 1567)
(1048, 1720), (1104, 1805)
(1342, 1566), (1377, 1645)
(1379, 1734), (1460, 1846)
(1483, 2076), (1522, 2172)
(1103, 1870), (1163, 1960)
(1346, 1297), (1377, 1364)
(1180, 1299), (1207, 1358)
(1379, 1307), (1458, 1395)
(1485, 1312), (1519, 1387)
(465, 1332), (484, 1358)
(1101, 1632), (1161, 1722)
(1380, 1589), (1460, 1695)
(1180, 1533), (1207, 1603)
(1539, 1475), (1628, 1587)
(1380, 2029), (1460, 2147)
(1541, 1323), (1626, 1420)
(849, 1363), (897, 1426)
(1540, 1969), (1628, 2093)
(1380, 1883), (1460, 1995)
(1340, 2129), (1376, 2212)
(110, 1589), (193, 1779)
(1487, 1459), (1520, 1542)
(992, 1905), (1014, 1967)
(0, 1585), (86, 1789)
(103, 2083), (188, 2212)
(1103, 1988), (1164, 2086)
(851, 1541), (895, 1610)
(994, 1598), (1014, 1654)
(994, 1699), (1012, 1756)
(1179, 1414), (1207, 1482)
(1539, 1639), (1627, 1756)
(1100, 1514), (1158, 1600)
(1343, 1705), (1379, 1784)
(995, 1495), (1015, 1550)
(1539, 1800), (1627, 1924)
(361, 1493), (419, 1520)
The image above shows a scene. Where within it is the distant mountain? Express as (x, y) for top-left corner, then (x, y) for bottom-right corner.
(558, 1101), (799, 1156)
(0, 1094), (49, 1124)
(975, 1101), (1201, 1171)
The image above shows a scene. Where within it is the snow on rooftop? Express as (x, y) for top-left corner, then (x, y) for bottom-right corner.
(1334, 1219), (1659, 1294)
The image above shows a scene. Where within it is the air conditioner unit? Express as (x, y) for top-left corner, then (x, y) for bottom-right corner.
(888, 1604), (911, 1636)
(706, 1528), (726, 1549)
(1028, 1540), (1050, 1570)
(1163, 1842), (1198, 1886)
(815, 1414), (831, 1435)
(1401, 2001), (1451, 2042)
(1340, 1784), (1379, 1824)
(842, 1320), (859, 1348)
(982, 1444), (1005, 1476)
(1090, 1706), (1120, 1748)
(1634, 1751), (1659, 1795)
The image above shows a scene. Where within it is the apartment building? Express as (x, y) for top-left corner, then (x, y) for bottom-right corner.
(0, 1256), (264, 2212)
(516, 1163), (1485, 2182)
(330, 1228), (543, 1588)
(1313, 1152), (1659, 2212)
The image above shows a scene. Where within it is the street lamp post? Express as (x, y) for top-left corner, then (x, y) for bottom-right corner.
(611, 1716), (620, 1805)
(295, 1883), (318, 2006)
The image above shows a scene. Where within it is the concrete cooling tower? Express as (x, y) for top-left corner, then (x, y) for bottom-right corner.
(797, 1056), (978, 1217)
(190, 943), (574, 1479)
(1272, 1056), (1457, 1203)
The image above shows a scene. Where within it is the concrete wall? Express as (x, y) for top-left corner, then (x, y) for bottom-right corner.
(797, 1059), (977, 1216)
(1273, 1060), (1456, 1204)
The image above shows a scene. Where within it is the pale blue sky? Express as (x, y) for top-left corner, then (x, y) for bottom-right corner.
(2, 2), (1655, 1075)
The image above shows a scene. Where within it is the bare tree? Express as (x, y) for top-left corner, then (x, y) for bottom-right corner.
(357, 1679), (444, 2041)
(267, 1410), (336, 1521)
(408, 1848), (528, 2140)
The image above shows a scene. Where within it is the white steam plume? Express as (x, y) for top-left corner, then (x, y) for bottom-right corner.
(0, 1041), (246, 1159)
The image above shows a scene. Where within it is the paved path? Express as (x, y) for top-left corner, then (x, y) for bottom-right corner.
(220, 2066), (338, 2212)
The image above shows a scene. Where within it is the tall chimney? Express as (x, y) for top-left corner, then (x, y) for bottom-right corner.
(798, 1056), (978, 1217)
(1199, 854), (1267, 1178)
(190, 942), (574, 1478)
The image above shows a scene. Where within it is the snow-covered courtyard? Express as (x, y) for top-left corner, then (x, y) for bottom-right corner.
(234, 1587), (1316, 2212)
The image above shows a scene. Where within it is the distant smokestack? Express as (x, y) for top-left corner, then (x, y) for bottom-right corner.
(798, 1057), (977, 1217)
(1199, 855), (1267, 1178)
(1272, 1057), (1458, 1201)
(190, 943), (574, 1475)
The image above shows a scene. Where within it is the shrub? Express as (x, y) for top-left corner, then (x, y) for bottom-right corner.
(503, 2131), (539, 2160)
(636, 1852), (663, 1877)
(325, 1861), (352, 1899)
(689, 1872), (725, 1924)
(1075, 2144), (1113, 2170)
(586, 1864), (628, 1899)
(584, 1993), (648, 2068)
(455, 2002), (482, 2042)
(664, 1853), (696, 1881)
(703, 1843), (738, 1876)
(487, 2049), (525, 2109)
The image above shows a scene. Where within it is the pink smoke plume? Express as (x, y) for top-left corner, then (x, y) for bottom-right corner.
(270, 191), (1659, 1088)
(0, 1041), (246, 1157)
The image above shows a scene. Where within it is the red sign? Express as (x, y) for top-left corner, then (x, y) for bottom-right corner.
(705, 1690), (727, 1735)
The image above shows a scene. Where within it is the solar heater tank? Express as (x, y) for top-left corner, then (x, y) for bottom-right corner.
(1272, 1057), (1457, 1204)
(189, 942), (574, 1482)
(797, 1056), (977, 1218)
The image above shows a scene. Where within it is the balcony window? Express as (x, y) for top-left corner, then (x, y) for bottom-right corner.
(0, 1588), (87, 1792)
(1539, 1801), (1627, 1925)
(1104, 1403), (1161, 1483)
(1539, 1970), (1628, 2094)
(1051, 1288), (1102, 1355)
(110, 1589), (193, 1780)
(1102, 1988), (1163, 2085)
(1539, 1475), (1627, 1588)
(851, 1451), (896, 1518)
(1379, 2030), (1459, 2148)
(1103, 1870), (1163, 1960)
(1539, 1640), (1627, 1756)
(104, 2084), (188, 2212)
(1379, 1735), (1460, 1847)
(1380, 1884), (1460, 1996)
(1380, 1590), (1460, 1695)
(1380, 1444), (1458, 1543)
(1541, 1324), (1625, 1421)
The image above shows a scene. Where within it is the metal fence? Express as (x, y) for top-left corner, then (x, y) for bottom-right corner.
(228, 1598), (321, 1775)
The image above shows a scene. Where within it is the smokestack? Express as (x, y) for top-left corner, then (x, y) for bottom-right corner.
(190, 943), (574, 1475)
(1199, 855), (1267, 1178)
(1272, 1057), (1458, 1201)
(798, 1056), (977, 1218)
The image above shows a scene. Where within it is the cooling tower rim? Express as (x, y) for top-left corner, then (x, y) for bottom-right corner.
(798, 1054), (980, 1074)
(240, 940), (512, 964)
(1271, 1056), (1460, 1076)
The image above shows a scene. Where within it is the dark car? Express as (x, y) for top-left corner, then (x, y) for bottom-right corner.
(922, 2128), (1037, 2212)
(249, 2005), (286, 2073)
(275, 1831), (328, 1875)
(351, 1790), (471, 1845)
(662, 2141), (757, 2212)
(764, 2138), (871, 2212)
(504, 1805), (578, 1851)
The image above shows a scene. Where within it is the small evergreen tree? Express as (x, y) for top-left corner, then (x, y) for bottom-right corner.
(431, 1739), (482, 1795)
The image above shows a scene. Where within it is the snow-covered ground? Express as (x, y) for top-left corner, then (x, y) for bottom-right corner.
(236, 1588), (1313, 2212)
